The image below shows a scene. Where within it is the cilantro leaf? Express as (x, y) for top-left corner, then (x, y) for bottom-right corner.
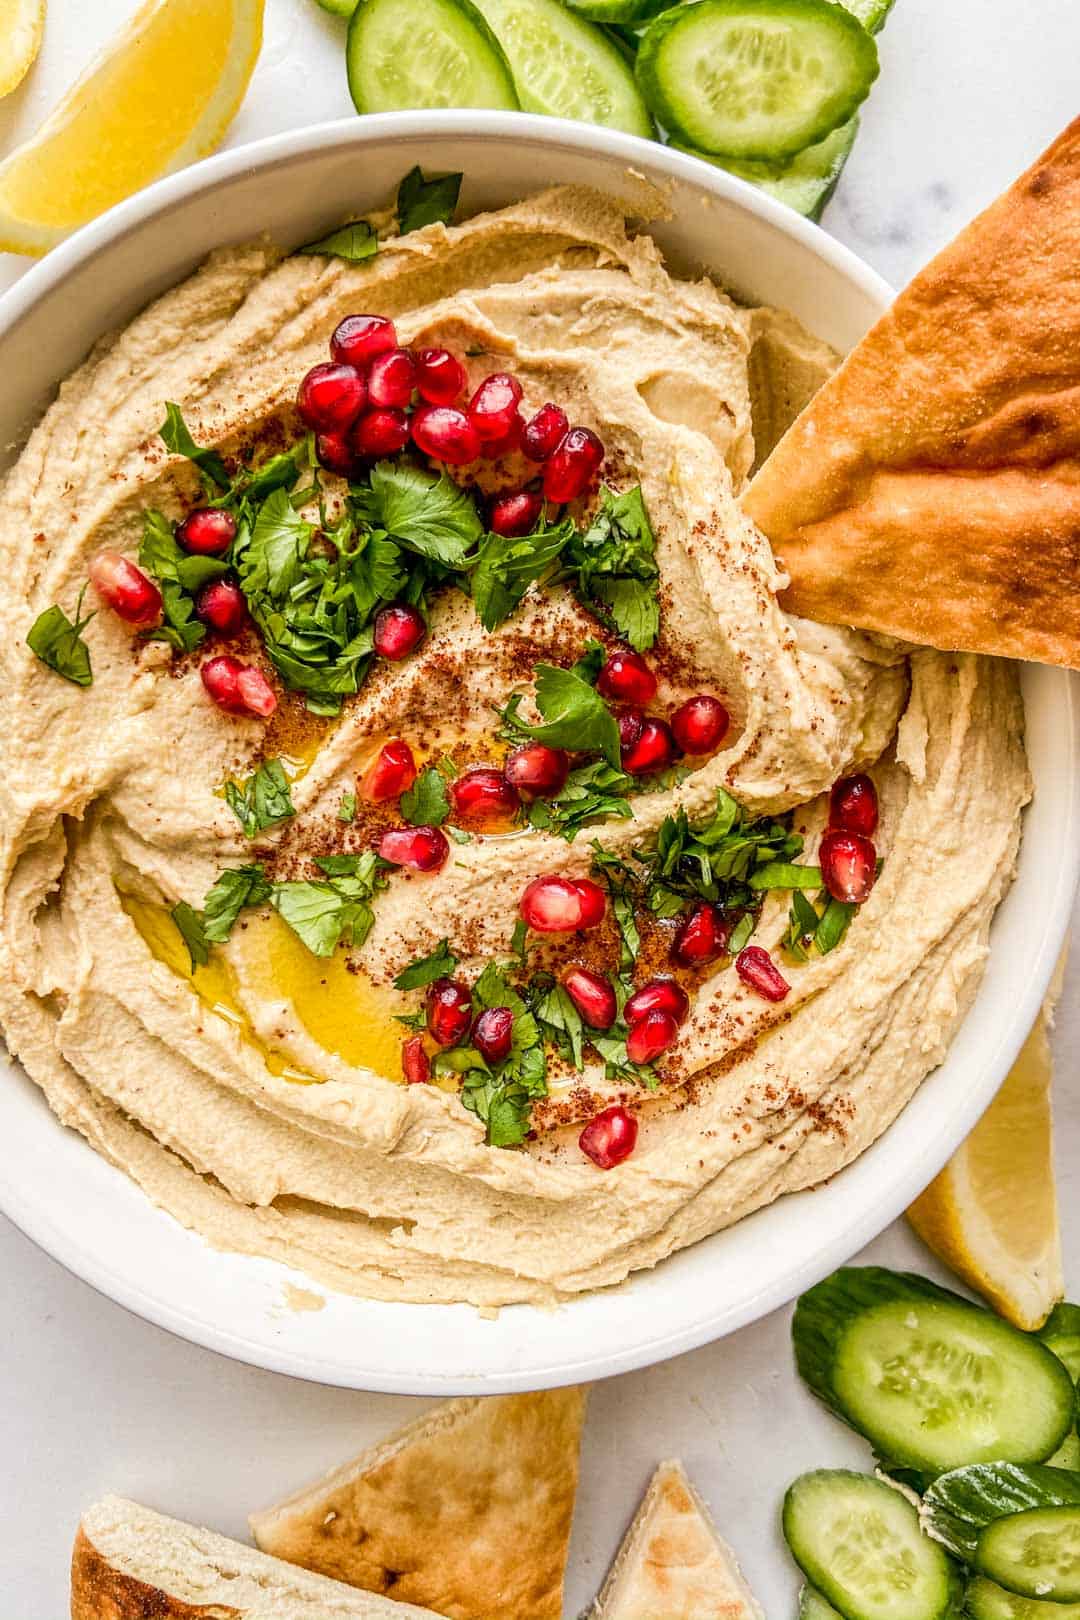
(366, 460), (483, 566)
(394, 938), (458, 991)
(159, 402), (230, 491)
(566, 485), (660, 651)
(502, 664), (621, 769)
(244, 444), (308, 502)
(202, 865), (271, 945)
(396, 166), (462, 234)
(469, 518), (573, 631)
(171, 900), (209, 969)
(237, 487), (312, 597)
(223, 759), (296, 837)
(400, 766), (450, 828)
(297, 219), (378, 262)
(26, 588), (94, 686)
(271, 882), (371, 957)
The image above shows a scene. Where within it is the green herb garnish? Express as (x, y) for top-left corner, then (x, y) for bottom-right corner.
(270, 850), (388, 957)
(394, 938), (457, 991)
(159, 402), (230, 491)
(469, 517), (574, 631)
(171, 900), (210, 970)
(565, 485), (659, 652)
(223, 759), (296, 838)
(26, 586), (94, 687)
(337, 791), (357, 824)
(202, 865), (272, 944)
(400, 766), (450, 828)
(297, 218), (379, 262)
(499, 663), (621, 769)
(396, 165), (463, 234)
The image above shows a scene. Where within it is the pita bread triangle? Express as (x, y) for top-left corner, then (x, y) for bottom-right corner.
(743, 115), (1080, 669)
(592, 1460), (764, 1620)
(250, 1387), (587, 1620)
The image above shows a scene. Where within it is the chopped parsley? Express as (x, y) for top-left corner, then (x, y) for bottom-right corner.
(393, 938), (457, 991)
(498, 663), (621, 769)
(171, 900), (209, 970)
(270, 851), (388, 957)
(525, 757), (635, 842)
(399, 766), (450, 828)
(469, 516), (574, 631)
(159, 401), (230, 491)
(26, 586), (94, 686)
(784, 888), (855, 960)
(396, 165), (463, 234)
(297, 218), (378, 262)
(564, 485), (660, 652)
(203, 865), (272, 945)
(223, 758), (295, 837)
(337, 791), (357, 823)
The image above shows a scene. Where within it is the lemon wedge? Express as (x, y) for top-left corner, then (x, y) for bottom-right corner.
(907, 987), (1064, 1332)
(0, 0), (263, 255)
(0, 0), (45, 99)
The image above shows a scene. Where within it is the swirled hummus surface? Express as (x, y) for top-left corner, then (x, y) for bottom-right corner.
(0, 186), (1029, 1306)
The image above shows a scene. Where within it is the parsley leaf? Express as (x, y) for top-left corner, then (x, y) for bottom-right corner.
(469, 518), (574, 631)
(526, 757), (634, 842)
(591, 574), (659, 653)
(171, 900), (209, 969)
(159, 402), (230, 491)
(237, 487), (312, 597)
(139, 508), (229, 594)
(565, 485), (660, 652)
(816, 895), (855, 955)
(394, 938), (458, 991)
(223, 759), (296, 837)
(533, 980), (585, 1071)
(728, 913), (755, 954)
(569, 637), (606, 685)
(749, 860), (822, 890)
(27, 588), (94, 686)
(203, 865), (271, 944)
(400, 766), (450, 827)
(365, 460), (483, 567)
(396, 166), (462, 233)
(501, 664), (621, 769)
(271, 850), (388, 957)
(146, 580), (206, 654)
(297, 219), (378, 262)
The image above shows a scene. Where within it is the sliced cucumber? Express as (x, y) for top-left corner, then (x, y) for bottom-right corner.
(800, 1584), (845, 1620)
(842, 0), (895, 31)
(313, 0), (357, 17)
(1050, 1433), (1080, 1470)
(976, 1507), (1080, 1603)
(921, 1464), (1080, 1563)
(783, 1471), (958, 1620)
(562, 0), (670, 20)
(678, 116), (858, 219)
(1039, 1304), (1080, 1383)
(346, 0), (519, 114)
(794, 1268), (1076, 1474)
(967, 1573), (1080, 1620)
(636, 0), (878, 161)
(471, 0), (654, 136)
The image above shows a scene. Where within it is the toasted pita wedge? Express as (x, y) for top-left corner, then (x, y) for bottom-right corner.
(592, 1460), (764, 1620)
(744, 115), (1080, 668)
(250, 1389), (587, 1620)
(71, 1495), (442, 1619)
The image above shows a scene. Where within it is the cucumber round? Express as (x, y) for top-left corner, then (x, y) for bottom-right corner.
(976, 1507), (1080, 1603)
(313, 0), (357, 17)
(794, 1269), (1076, 1474)
(783, 1471), (958, 1620)
(470, 0), (655, 137)
(800, 1585), (845, 1620)
(346, 0), (520, 114)
(636, 0), (879, 160)
(562, 0), (669, 21)
(1049, 1432), (1080, 1470)
(677, 116), (858, 220)
(967, 1574), (1080, 1620)
(1039, 1304), (1080, 1383)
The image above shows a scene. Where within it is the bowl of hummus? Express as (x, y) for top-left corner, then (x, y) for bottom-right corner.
(0, 112), (1076, 1393)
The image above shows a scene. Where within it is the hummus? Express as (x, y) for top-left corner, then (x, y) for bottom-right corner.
(0, 185), (1029, 1307)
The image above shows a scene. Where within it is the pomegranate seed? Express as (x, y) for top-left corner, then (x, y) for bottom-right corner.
(504, 743), (569, 799)
(367, 347), (416, 409)
(735, 946), (790, 1002)
(626, 1008), (679, 1064)
(175, 507), (236, 557)
(616, 706), (645, 750)
(830, 773), (879, 837)
(597, 649), (657, 705)
(489, 490), (543, 538)
(351, 407), (410, 460)
(378, 826), (449, 872)
(580, 1105), (638, 1170)
(360, 739), (417, 803)
(622, 717), (678, 776)
(479, 412), (523, 460)
(473, 1006), (514, 1063)
(543, 426), (604, 503)
(201, 655), (276, 719)
(414, 347), (467, 406)
(624, 978), (690, 1027)
(671, 694), (729, 755)
(672, 902), (729, 966)
(88, 550), (163, 628)
(819, 829), (877, 905)
(316, 432), (360, 478)
(194, 577), (247, 636)
(451, 767), (520, 826)
(426, 978), (472, 1047)
(373, 603), (425, 660)
(562, 967), (616, 1030)
(330, 314), (397, 368)
(468, 372), (523, 442)
(574, 879), (607, 928)
(402, 1036), (430, 1084)
(411, 404), (481, 466)
(521, 402), (569, 462)
(296, 361), (366, 433)
(520, 876), (585, 933)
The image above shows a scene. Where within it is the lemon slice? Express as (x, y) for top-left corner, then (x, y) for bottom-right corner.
(907, 992), (1064, 1331)
(0, 0), (45, 99)
(0, 0), (263, 255)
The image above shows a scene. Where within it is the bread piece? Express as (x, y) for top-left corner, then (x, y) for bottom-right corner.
(744, 115), (1080, 668)
(250, 1389), (587, 1620)
(592, 1461), (764, 1620)
(71, 1495), (443, 1619)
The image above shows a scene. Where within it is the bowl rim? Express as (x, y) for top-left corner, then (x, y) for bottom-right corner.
(1, 111), (1077, 1394)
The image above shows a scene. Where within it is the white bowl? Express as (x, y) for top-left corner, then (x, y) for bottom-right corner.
(1, 113), (1076, 1394)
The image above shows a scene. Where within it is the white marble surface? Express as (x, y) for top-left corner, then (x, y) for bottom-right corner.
(3, 2), (1080, 1615)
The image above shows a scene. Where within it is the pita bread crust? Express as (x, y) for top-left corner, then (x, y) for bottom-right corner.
(71, 1526), (242, 1620)
(593, 1461), (764, 1620)
(249, 1388), (587, 1620)
(743, 115), (1080, 667)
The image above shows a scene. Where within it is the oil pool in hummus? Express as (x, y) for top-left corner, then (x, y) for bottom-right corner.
(0, 183), (1029, 1308)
